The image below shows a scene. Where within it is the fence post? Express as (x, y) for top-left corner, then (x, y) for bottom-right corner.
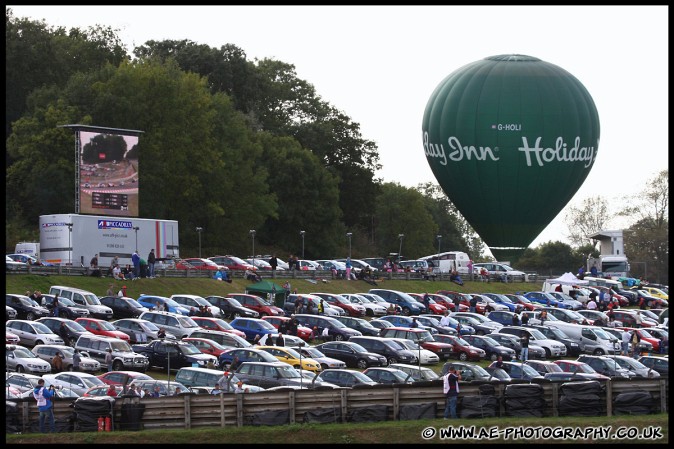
(340, 389), (348, 423)
(605, 380), (613, 416)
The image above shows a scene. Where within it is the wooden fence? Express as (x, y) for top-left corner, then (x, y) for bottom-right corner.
(9, 378), (668, 433)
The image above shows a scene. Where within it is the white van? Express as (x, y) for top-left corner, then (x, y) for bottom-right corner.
(15, 242), (40, 259)
(546, 322), (621, 356)
(420, 251), (471, 274)
(49, 285), (113, 319)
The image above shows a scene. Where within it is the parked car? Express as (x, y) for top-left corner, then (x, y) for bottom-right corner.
(111, 318), (178, 344)
(174, 367), (264, 393)
(503, 294), (539, 312)
(189, 329), (252, 350)
(7, 331), (20, 344)
(553, 360), (610, 380)
(6, 294), (50, 320)
(75, 334), (150, 372)
(138, 310), (200, 339)
(481, 293), (520, 312)
(363, 367), (415, 384)
(378, 327), (454, 361)
(576, 355), (634, 379)
(313, 341), (387, 369)
(234, 361), (331, 389)
(636, 355), (668, 377)
(170, 294), (222, 318)
(497, 325), (567, 358)
(407, 293), (448, 315)
(6, 319), (65, 346)
(333, 316), (380, 336)
(610, 310), (657, 328)
(526, 324), (584, 357)
(431, 334), (485, 361)
(348, 335), (419, 365)
(576, 310), (618, 327)
(245, 258), (274, 271)
(32, 344), (100, 373)
(183, 337), (231, 358)
(487, 310), (521, 327)
(389, 363), (440, 382)
(191, 316), (246, 338)
(75, 317), (131, 341)
(178, 258), (223, 271)
(48, 286), (113, 320)
(99, 296), (149, 319)
(204, 295), (259, 320)
(312, 292), (366, 317)
(227, 293), (284, 317)
(82, 384), (125, 397)
(128, 379), (189, 396)
(287, 345), (347, 370)
(473, 262), (526, 282)
(451, 314), (500, 335)
(436, 291), (486, 314)
(418, 313), (473, 335)
(339, 294), (387, 317)
(208, 255), (257, 272)
(261, 316), (313, 341)
(258, 345), (322, 372)
(523, 291), (567, 308)
(377, 315), (438, 335)
(36, 316), (93, 347)
(132, 339), (217, 371)
(43, 371), (107, 396)
(292, 314), (362, 341)
(228, 317), (278, 342)
(368, 289), (426, 316)
(487, 360), (544, 381)
(38, 294), (90, 319)
(424, 293), (469, 313)
(6, 304), (18, 320)
(412, 315), (458, 335)
(316, 369), (378, 388)
(6, 255), (27, 270)
(5, 344), (53, 374)
(315, 260), (347, 277)
(97, 370), (154, 386)
(137, 295), (190, 316)
(384, 337), (440, 365)
(487, 332), (546, 360)
(540, 307), (592, 325)
(218, 347), (280, 369)
(525, 359), (568, 377)
(546, 292), (585, 310)
(357, 293), (402, 315)
(297, 259), (323, 271)
(440, 361), (494, 382)
(462, 334), (516, 361)
(283, 294), (341, 317)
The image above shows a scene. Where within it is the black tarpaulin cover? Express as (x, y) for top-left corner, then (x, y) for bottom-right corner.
(613, 391), (655, 415)
(559, 394), (602, 416)
(120, 402), (146, 430)
(73, 396), (115, 432)
(347, 405), (388, 422)
(504, 384), (546, 417)
(460, 395), (499, 419)
(246, 409), (290, 426)
(559, 380), (603, 396)
(399, 402), (436, 420)
(303, 408), (342, 424)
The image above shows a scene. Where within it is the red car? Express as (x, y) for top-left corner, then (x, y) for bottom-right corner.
(183, 337), (230, 357)
(208, 255), (257, 271)
(433, 334), (486, 361)
(615, 327), (661, 352)
(227, 293), (284, 317)
(261, 316), (313, 341)
(190, 316), (246, 338)
(75, 317), (130, 341)
(176, 258), (223, 271)
(503, 294), (539, 312)
(426, 293), (468, 313)
(97, 370), (153, 386)
(408, 293), (447, 315)
(312, 293), (366, 318)
(553, 360), (610, 381)
(437, 290), (487, 314)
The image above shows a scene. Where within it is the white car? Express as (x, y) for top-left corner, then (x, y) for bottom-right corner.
(32, 344), (101, 373)
(6, 319), (65, 347)
(5, 255), (26, 270)
(473, 262), (526, 281)
(386, 337), (440, 365)
(43, 371), (107, 396)
(297, 260), (323, 270)
(5, 344), (52, 374)
(340, 294), (387, 317)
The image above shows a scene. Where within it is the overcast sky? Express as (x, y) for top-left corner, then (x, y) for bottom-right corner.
(8, 5), (668, 250)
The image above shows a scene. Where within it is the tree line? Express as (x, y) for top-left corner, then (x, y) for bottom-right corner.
(4, 10), (668, 282)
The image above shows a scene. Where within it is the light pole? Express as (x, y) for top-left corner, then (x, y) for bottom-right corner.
(196, 227), (203, 258)
(249, 230), (256, 269)
(437, 234), (442, 255)
(398, 234), (405, 264)
(346, 232), (352, 258)
(66, 223), (73, 267)
(132, 227), (140, 253)
(298, 341), (304, 389)
(300, 231), (305, 259)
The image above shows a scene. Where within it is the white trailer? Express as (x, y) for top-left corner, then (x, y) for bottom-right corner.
(39, 213), (179, 268)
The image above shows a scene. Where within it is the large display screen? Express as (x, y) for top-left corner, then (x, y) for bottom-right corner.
(78, 130), (140, 217)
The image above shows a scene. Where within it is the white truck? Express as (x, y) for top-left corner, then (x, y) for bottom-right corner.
(587, 255), (631, 279)
(39, 213), (180, 269)
(420, 251), (472, 274)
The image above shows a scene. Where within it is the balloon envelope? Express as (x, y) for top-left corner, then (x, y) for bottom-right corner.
(422, 54), (600, 261)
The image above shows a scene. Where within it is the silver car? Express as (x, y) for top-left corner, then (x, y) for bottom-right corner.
(32, 344), (101, 373)
(43, 371), (106, 396)
(6, 319), (65, 346)
(5, 344), (52, 374)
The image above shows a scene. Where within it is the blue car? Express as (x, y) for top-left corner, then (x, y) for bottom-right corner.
(218, 347), (278, 369)
(229, 317), (278, 342)
(368, 289), (426, 316)
(418, 314), (475, 335)
(487, 310), (520, 326)
(523, 291), (572, 309)
(482, 293), (520, 312)
(137, 295), (190, 316)
(378, 315), (438, 334)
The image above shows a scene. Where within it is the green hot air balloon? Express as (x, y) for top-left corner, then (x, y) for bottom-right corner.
(422, 54), (600, 262)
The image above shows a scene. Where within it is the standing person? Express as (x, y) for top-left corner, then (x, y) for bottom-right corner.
(318, 299), (325, 315)
(469, 295), (478, 314)
(72, 349), (81, 372)
(288, 318), (299, 337)
(440, 310), (451, 327)
(147, 249), (156, 279)
(467, 260), (473, 278)
(452, 295), (461, 312)
(294, 296), (304, 314)
(52, 352), (63, 373)
(234, 380), (248, 394)
(33, 379), (56, 433)
(108, 256), (119, 277)
(118, 285), (127, 297)
(631, 331), (641, 358)
(520, 334), (529, 361)
(539, 310), (547, 325)
(423, 293), (431, 313)
(105, 348), (113, 372)
(269, 254), (278, 276)
(52, 294), (60, 317)
(217, 371), (232, 392)
(587, 294), (597, 310)
(283, 281), (291, 297)
(275, 332), (285, 347)
(577, 265), (585, 280)
(59, 323), (70, 346)
(345, 257), (353, 281)
(442, 366), (461, 419)
(512, 313), (520, 326)
(131, 250), (141, 279)
(590, 263), (598, 277)
(90, 253), (102, 277)
(106, 283), (115, 297)
(521, 312), (529, 326)
(106, 384), (118, 397)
